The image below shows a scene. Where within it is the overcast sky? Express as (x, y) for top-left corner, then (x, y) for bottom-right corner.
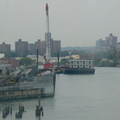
(0, 0), (120, 49)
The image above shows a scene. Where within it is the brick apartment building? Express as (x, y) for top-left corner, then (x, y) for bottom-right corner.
(0, 42), (11, 54)
(15, 39), (29, 57)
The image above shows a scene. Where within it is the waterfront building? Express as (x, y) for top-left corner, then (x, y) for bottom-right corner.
(71, 55), (95, 60)
(79, 55), (95, 60)
(69, 59), (94, 69)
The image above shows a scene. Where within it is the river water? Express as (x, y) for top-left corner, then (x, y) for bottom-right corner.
(0, 67), (120, 120)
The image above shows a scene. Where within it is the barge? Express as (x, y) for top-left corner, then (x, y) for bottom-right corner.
(63, 59), (95, 74)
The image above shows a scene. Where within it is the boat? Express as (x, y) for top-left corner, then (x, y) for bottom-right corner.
(63, 59), (95, 74)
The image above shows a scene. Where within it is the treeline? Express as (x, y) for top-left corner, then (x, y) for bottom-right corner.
(94, 49), (120, 67)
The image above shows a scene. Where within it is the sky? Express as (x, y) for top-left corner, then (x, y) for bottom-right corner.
(0, 0), (120, 49)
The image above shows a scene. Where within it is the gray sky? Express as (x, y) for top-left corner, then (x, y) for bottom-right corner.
(0, 0), (120, 49)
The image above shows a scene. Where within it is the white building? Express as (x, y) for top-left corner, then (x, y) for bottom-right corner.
(69, 60), (94, 69)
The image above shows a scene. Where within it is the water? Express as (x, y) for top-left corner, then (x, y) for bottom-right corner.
(0, 67), (120, 120)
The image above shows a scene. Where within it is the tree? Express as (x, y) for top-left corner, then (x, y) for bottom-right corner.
(60, 51), (69, 57)
(4, 52), (18, 58)
(60, 58), (68, 65)
(19, 57), (32, 66)
(99, 58), (113, 67)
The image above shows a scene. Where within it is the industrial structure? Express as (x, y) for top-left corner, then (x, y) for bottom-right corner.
(45, 3), (51, 59)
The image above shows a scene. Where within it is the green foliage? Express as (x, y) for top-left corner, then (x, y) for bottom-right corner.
(5, 53), (11, 58)
(94, 50), (120, 67)
(112, 58), (119, 67)
(60, 51), (69, 57)
(4, 52), (18, 58)
(94, 58), (101, 66)
(60, 58), (68, 65)
(19, 57), (32, 66)
(51, 52), (58, 57)
(10, 52), (18, 57)
(99, 59), (113, 67)
(95, 51), (108, 59)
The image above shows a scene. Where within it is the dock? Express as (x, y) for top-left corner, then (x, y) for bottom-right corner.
(0, 69), (56, 101)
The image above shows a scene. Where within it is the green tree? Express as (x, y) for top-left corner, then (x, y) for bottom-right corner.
(60, 51), (69, 57)
(94, 51), (109, 66)
(4, 52), (18, 58)
(99, 59), (113, 67)
(95, 51), (108, 59)
(60, 58), (68, 65)
(19, 57), (32, 66)
(5, 53), (11, 58)
(10, 52), (18, 57)
(112, 58), (119, 67)
(94, 58), (101, 66)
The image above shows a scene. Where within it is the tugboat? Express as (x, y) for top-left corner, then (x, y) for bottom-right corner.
(63, 59), (95, 74)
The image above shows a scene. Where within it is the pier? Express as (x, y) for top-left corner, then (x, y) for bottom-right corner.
(0, 72), (55, 101)
(0, 85), (54, 101)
